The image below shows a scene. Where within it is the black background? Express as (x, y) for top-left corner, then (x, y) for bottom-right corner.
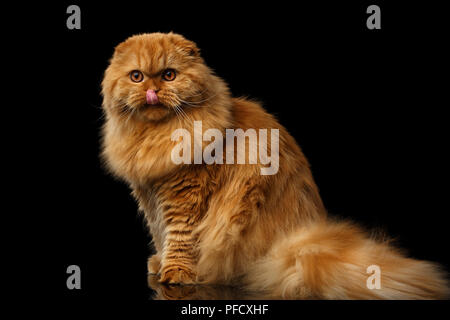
(17, 0), (449, 312)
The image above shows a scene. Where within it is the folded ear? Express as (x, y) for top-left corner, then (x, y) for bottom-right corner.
(114, 41), (127, 55)
(169, 33), (201, 57)
(110, 39), (130, 61)
(182, 40), (200, 57)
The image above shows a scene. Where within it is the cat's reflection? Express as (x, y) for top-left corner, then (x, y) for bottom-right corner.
(148, 274), (269, 300)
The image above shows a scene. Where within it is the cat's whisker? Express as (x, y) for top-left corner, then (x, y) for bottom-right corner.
(115, 101), (139, 125)
(175, 103), (190, 119)
(165, 88), (214, 106)
(172, 106), (184, 126)
(91, 103), (107, 122)
(176, 105), (192, 124)
(182, 88), (210, 99)
(162, 93), (195, 125)
(180, 101), (211, 109)
(159, 94), (186, 126)
(177, 93), (219, 108)
(181, 109), (194, 124)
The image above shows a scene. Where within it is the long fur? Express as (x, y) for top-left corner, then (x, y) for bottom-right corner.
(245, 220), (449, 299)
(101, 32), (449, 299)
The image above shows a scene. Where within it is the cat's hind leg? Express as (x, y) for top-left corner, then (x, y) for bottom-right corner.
(147, 254), (161, 275)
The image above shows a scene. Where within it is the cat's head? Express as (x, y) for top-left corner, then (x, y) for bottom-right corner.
(102, 32), (225, 122)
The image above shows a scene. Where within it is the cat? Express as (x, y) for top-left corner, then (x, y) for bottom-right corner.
(101, 32), (449, 299)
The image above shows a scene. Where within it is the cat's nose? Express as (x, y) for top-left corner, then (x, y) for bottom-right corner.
(146, 89), (159, 105)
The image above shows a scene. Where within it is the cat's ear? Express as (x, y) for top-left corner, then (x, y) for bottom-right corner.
(181, 40), (200, 57)
(112, 41), (128, 58)
(170, 33), (201, 57)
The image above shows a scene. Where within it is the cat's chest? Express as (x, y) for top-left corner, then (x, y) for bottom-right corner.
(102, 121), (178, 183)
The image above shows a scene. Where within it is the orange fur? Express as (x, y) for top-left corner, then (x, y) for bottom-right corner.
(245, 221), (449, 299)
(101, 32), (449, 299)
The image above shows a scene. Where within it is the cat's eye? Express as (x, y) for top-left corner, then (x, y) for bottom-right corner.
(130, 70), (144, 82)
(162, 69), (176, 81)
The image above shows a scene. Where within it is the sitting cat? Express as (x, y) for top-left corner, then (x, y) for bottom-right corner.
(101, 32), (448, 299)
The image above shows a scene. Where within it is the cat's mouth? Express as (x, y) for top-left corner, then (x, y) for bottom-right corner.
(138, 102), (169, 113)
(143, 102), (165, 108)
(133, 102), (171, 121)
(134, 99), (168, 110)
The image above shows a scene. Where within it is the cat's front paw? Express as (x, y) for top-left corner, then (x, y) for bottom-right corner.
(159, 267), (196, 285)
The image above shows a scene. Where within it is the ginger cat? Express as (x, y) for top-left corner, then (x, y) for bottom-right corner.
(101, 32), (448, 299)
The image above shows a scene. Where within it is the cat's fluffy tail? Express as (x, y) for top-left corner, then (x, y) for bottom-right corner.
(244, 220), (449, 299)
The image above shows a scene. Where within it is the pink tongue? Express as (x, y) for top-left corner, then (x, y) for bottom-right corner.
(146, 89), (159, 105)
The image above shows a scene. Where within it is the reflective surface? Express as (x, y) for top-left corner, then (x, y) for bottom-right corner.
(148, 274), (272, 300)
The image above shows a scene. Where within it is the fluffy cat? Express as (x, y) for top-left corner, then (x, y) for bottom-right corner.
(101, 32), (449, 299)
